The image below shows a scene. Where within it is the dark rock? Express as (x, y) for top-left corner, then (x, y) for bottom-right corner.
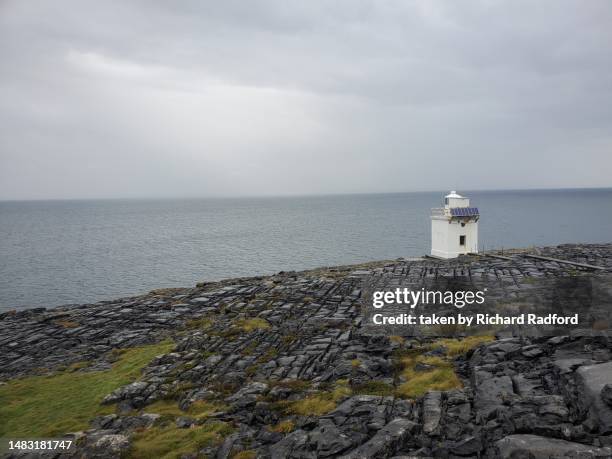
(338, 418), (417, 459)
(601, 384), (612, 407)
(492, 434), (612, 458)
(474, 375), (513, 420)
(422, 391), (442, 435)
(449, 435), (482, 456)
(424, 346), (447, 357)
(176, 416), (195, 428)
(79, 433), (130, 459)
(311, 419), (354, 456)
(575, 362), (612, 433)
(269, 429), (314, 459)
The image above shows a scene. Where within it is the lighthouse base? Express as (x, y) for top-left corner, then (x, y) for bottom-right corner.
(430, 248), (476, 259)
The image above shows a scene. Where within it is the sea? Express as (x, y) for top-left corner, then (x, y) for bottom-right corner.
(1, 188), (611, 311)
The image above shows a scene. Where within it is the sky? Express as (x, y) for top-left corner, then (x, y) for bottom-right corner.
(1, 0), (611, 200)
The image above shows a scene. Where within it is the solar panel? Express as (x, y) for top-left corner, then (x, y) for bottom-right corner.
(450, 207), (479, 217)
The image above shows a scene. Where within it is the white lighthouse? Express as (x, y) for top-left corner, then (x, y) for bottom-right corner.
(431, 191), (479, 259)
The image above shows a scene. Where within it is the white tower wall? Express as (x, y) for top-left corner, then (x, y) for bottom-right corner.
(431, 191), (479, 259)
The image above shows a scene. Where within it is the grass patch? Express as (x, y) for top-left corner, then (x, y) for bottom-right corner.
(232, 450), (257, 459)
(185, 317), (214, 330)
(163, 381), (199, 401)
(0, 340), (175, 437)
(128, 421), (233, 459)
(257, 348), (278, 363)
(245, 364), (259, 377)
(235, 318), (270, 332)
(389, 335), (405, 345)
(287, 380), (350, 416)
(279, 379), (311, 391)
(67, 361), (93, 372)
(282, 334), (297, 345)
(241, 341), (259, 356)
(266, 379), (311, 398)
(288, 396), (336, 416)
(220, 328), (242, 340)
(396, 366), (461, 398)
(144, 399), (225, 419)
(109, 347), (127, 360)
(433, 335), (495, 356)
(394, 336), (493, 399)
(353, 380), (394, 396)
(268, 419), (295, 433)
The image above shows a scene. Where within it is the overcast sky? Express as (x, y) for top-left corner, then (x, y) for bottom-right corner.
(0, 1), (611, 200)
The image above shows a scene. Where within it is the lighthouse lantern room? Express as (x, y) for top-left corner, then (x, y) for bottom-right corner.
(431, 191), (479, 259)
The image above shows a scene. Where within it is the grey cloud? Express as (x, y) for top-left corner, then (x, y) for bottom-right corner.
(0, 0), (611, 199)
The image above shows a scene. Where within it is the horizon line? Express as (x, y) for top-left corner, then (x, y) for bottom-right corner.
(1, 185), (611, 203)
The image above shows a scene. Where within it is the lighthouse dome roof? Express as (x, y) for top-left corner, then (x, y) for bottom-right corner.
(445, 190), (464, 199)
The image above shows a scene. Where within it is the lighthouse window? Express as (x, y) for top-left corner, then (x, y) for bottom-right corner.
(461, 222), (465, 227)
(459, 235), (466, 246)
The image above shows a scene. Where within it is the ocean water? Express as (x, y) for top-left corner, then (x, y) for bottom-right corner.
(1, 188), (611, 311)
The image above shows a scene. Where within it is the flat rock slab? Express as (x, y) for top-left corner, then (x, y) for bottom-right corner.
(422, 391), (442, 435)
(474, 375), (514, 418)
(338, 418), (417, 459)
(493, 434), (612, 458)
(576, 361), (612, 433)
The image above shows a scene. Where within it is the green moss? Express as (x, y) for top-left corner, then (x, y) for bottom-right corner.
(128, 421), (233, 459)
(0, 340), (175, 437)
